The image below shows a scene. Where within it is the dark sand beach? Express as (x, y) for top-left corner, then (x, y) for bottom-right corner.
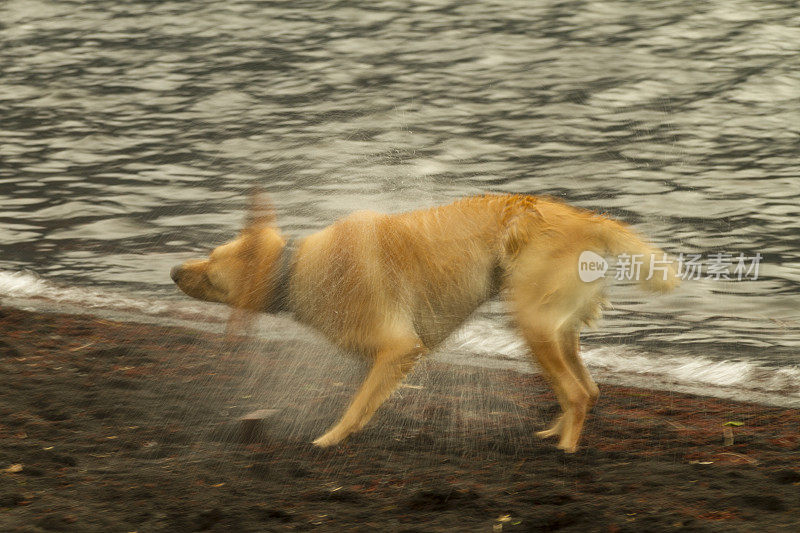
(1, 306), (798, 532)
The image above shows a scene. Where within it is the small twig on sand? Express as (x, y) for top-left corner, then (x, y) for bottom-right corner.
(717, 452), (758, 465)
(69, 342), (95, 351)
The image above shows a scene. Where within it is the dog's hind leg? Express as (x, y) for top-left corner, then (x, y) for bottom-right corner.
(520, 322), (591, 453)
(312, 337), (427, 448)
(535, 329), (597, 440)
(561, 328), (599, 408)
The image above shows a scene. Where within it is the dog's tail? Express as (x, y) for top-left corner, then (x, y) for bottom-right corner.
(592, 217), (679, 293)
(498, 196), (679, 293)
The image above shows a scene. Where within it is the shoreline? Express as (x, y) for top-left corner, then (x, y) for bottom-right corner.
(5, 290), (799, 411)
(1, 305), (798, 531)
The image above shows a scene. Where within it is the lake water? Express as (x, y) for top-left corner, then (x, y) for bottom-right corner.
(1, 0), (798, 405)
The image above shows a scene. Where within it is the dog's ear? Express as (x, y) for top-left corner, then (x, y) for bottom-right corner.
(225, 188), (280, 340)
(243, 187), (276, 230)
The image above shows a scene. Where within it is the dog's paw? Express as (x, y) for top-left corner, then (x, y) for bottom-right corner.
(535, 428), (560, 439)
(536, 414), (564, 439)
(557, 441), (579, 453)
(312, 432), (341, 448)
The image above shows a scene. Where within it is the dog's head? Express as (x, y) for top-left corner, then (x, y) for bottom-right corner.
(170, 194), (285, 312)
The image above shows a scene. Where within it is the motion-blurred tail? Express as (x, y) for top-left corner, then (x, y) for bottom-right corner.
(593, 218), (679, 293)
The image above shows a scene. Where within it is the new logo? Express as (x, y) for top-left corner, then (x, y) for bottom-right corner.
(578, 250), (608, 282)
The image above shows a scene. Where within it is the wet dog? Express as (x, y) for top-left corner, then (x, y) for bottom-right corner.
(171, 194), (678, 451)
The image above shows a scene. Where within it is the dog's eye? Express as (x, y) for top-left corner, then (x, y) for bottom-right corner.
(205, 271), (219, 290)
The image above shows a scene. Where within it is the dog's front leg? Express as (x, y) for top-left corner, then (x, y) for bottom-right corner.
(312, 338), (426, 448)
(535, 413), (564, 439)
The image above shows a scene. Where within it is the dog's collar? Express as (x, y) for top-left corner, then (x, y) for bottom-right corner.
(266, 238), (296, 314)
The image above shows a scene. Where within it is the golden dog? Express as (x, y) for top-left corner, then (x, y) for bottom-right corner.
(171, 194), (677, 452)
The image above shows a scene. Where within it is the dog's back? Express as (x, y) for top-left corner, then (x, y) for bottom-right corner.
(291, 194), (677, 353)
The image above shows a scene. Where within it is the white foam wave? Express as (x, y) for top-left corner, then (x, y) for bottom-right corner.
(0, 269), (215, 322)
(447, 318), (800, 406)
(581, 347), (800, 394)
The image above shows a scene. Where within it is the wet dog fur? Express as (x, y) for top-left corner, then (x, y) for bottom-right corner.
(171, 194), (678, 452)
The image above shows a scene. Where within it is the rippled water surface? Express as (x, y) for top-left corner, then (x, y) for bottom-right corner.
(1, 1), (798, 395)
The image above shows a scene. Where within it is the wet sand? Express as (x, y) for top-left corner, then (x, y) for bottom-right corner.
(1, 306), (798, 532)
